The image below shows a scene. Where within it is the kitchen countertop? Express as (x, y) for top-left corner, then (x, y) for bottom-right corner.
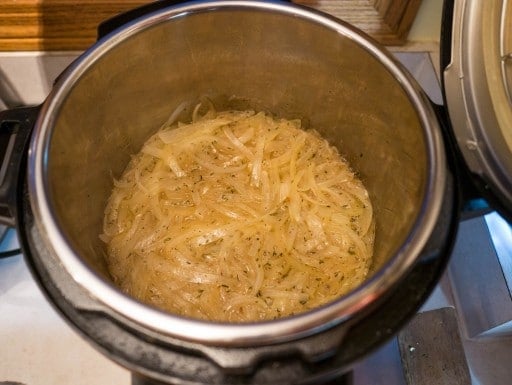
(3, 213), (512, 385)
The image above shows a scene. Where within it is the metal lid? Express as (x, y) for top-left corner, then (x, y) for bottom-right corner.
(444, 0), (512, 216)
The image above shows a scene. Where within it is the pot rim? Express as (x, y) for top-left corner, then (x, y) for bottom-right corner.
(27, 0), (446, 347)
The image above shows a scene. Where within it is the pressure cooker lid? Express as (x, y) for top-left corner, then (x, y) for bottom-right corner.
(443, 0), (512, 217)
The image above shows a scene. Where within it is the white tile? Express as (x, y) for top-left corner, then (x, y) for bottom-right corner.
(0, 52), (78, 106)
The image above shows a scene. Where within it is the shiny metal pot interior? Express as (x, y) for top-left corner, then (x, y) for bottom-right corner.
(29, 1), (446, 349)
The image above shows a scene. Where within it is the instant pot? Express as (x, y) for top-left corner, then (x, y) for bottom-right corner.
(0, 1), (510, 384)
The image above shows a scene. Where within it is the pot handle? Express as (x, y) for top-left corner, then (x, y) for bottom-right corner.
(0, 106), (39, 227)
(97, 0), (293, 39)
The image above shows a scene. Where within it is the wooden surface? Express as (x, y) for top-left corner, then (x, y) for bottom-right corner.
(0, 0), (422, 51)
(398, 307), (471, 385)
(373, 0), (423, 38)
(0, 1), (146, 51)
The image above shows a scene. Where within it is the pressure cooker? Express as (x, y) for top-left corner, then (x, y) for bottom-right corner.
(0, 1), (510, 384)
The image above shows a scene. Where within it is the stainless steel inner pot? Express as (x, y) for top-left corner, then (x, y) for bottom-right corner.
(28, 1), (445, 346)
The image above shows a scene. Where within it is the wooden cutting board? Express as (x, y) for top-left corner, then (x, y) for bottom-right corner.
(0, 0), (421, 51)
